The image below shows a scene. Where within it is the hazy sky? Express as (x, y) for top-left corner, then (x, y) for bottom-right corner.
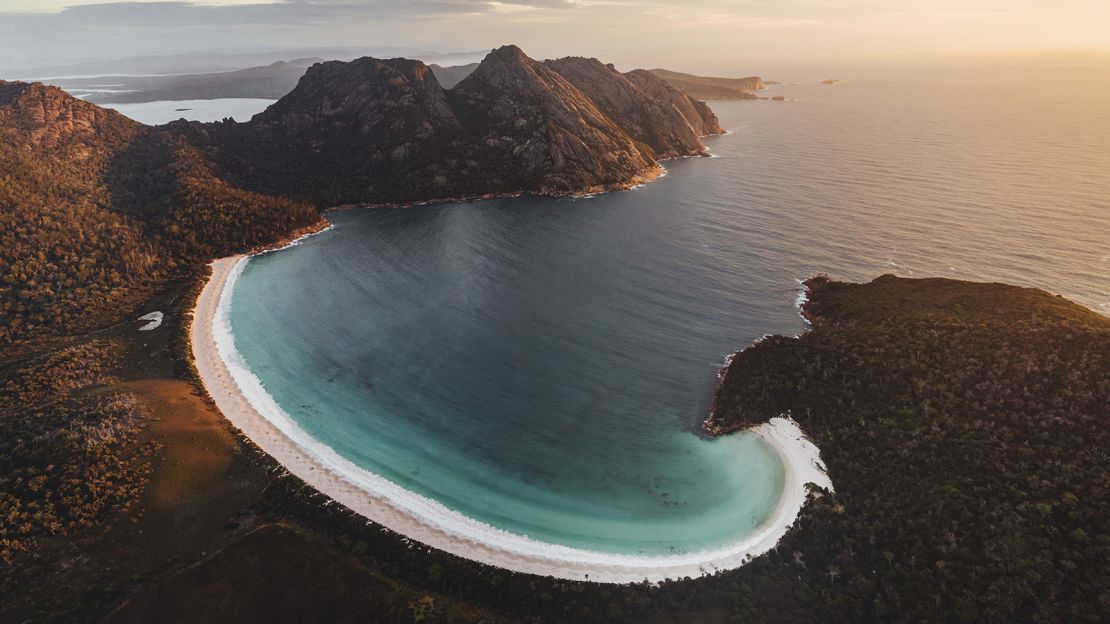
(2, 0), (1109, 73)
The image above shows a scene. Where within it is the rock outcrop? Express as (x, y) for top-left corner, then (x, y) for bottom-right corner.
(623, 69), (724, 137)
(0, 45), (736, 344)
(190, 45), (723, 204)
(217, 56), (473, 203)
(447, 45), (659, 195)
(543, 56), (706, 159)
(0, 81), (142, 150)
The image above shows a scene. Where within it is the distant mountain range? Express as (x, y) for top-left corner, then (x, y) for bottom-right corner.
(428, 63), (479, 89)
(36, 57), (764, 109)
(46, 60), (478, 105)
(0, 45), (723, 345)
(58, 59), (323, 105)
(5, 47), (487, 80)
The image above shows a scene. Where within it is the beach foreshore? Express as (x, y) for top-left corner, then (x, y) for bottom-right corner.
(191, 255), (833, 584)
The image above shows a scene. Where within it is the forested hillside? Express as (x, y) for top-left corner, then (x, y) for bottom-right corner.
(0, 81), (320, 349)
(1, 46), (724, 349)
(707, 275), (1110, 622)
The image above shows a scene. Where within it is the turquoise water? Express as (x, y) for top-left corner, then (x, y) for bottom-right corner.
(228, 199), (788, 555)
(228, 70), (1110, 556)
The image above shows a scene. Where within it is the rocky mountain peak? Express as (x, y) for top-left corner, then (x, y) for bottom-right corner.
(0, 80), (142, 150)
(253, 56), (457, 131)
(543, 56), (706, 159)
(449, 47), (659, 194)
(623, 69), (724, 137)
(483, 44), (531, 65)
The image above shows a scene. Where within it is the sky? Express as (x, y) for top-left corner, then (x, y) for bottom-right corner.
(2, 0), (1109, 75)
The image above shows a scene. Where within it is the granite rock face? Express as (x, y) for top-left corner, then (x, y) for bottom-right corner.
(3, 45), (728, 209)
(195, 45), (721, 203)
(448, 45), (659, 195)
(543, 56), (706, 159)
(623, 69), (725, 137)
(218, 56), (474, 203)
(0, 81), (142, 151)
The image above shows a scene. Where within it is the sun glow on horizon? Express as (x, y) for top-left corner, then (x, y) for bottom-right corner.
(0, 0), (1108, 72)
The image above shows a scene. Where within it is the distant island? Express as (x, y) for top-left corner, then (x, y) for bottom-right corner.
(646, 68), (765, 100)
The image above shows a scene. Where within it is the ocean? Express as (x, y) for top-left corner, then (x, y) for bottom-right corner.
(224, 67), (1110, 562)
(101, 97), (275, 125)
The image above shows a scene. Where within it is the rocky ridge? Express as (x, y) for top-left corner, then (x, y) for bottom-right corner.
(544, 56), (706, 160)
(188, 45), (724, 204)
(0, 44), (726, 343)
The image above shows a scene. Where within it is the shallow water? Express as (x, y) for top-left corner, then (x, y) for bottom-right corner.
(228, 69), (1110, 557)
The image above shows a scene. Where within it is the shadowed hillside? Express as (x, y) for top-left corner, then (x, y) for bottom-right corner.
(707, 275), (1110, 622)
(1, 46), (725, 349)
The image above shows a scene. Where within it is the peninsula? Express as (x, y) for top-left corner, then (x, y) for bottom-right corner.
(2, 37), (1107, 624)
(0, 44), (721, 347)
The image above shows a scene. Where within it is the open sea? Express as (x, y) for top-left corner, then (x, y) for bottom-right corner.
(226, 66), (1110, 559)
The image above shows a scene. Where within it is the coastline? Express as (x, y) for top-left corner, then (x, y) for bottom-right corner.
(191, 255), (833, 584)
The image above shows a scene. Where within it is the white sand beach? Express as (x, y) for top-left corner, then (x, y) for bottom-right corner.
(191, 255), (833, 583)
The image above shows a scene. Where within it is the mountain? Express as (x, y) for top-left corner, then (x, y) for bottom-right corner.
(1, 44), (724, 346)
(213, 55), (474, 204)
(196, 45), (720, 204)
(0, 80), (318, 346)
(69, 59), (321, 105)
(0, 81), (153, 343)
(447, 45), (660, 195)
(428, 62), (478, 89)
(624, 69), (724, 136)
(544, 56), (706, 159)
(648, 68), (764, 100)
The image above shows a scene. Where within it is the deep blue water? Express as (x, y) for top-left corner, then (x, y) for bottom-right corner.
(228, 72), (1110, 556)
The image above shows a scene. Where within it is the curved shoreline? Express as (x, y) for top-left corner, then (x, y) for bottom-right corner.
(191, 254), (833, 583)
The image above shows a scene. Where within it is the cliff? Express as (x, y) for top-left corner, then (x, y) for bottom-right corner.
(647, 68), (763, 101)
(194, 45), (716, 203)
(544, 56), (708, 159)
(447, 45), (659, 195)
(0, 81), (142, 149)
(623, 69), (724, 136)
